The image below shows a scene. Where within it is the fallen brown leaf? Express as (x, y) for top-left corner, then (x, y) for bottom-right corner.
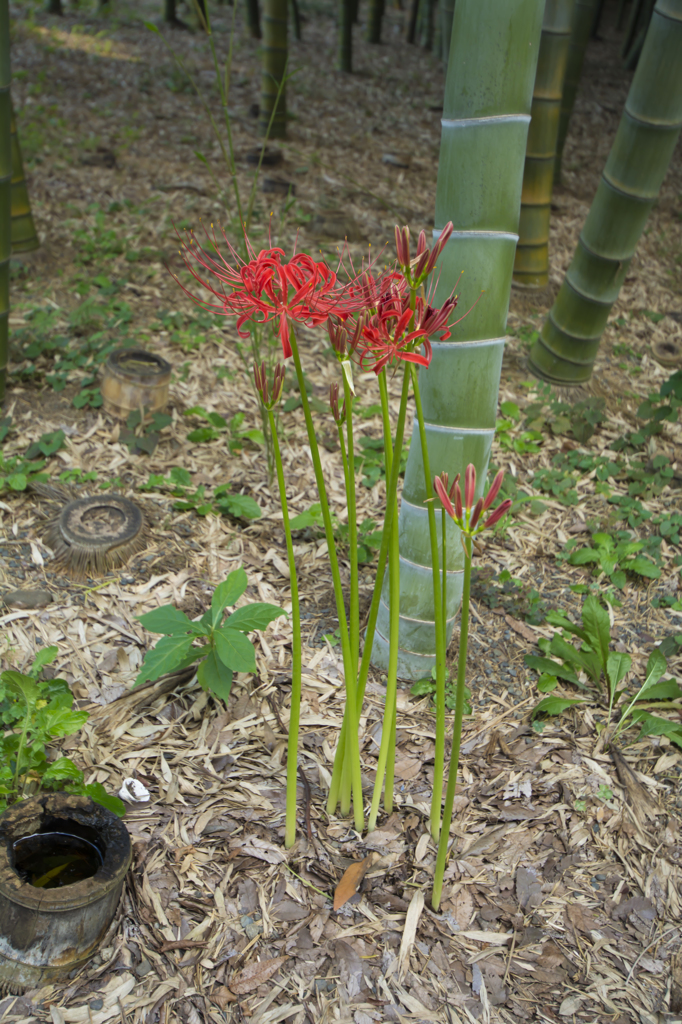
(211, 986), (237, 1009)
(230, 956), (288, 995)
(504, 614), (537, 642)
(333, 853), (378, 911)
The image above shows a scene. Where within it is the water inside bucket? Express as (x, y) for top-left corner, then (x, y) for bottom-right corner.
(13, 832), (103, 888)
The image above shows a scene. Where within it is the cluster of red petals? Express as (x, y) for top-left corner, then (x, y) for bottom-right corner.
(176, 229), (365, 359)
(356, 282), (456, 376)
(434, 464), (511, 535)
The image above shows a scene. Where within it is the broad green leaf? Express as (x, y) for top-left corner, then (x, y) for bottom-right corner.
(606, 652), (631, 698)
(138, 605), (196, 635)
(637, 679), (682, 701)
(537, 673), (558, 693)
(197, 650), (234, 703)
(42, 757), (83, 782)
(531, 695), (586, 719)
(568, 548), (601, 566)
(214, 626), (257, 673)
(211, 568), (249, 626)
(627, 557), (661, 580)
(611, 570), (627, 589)
(1, 671), (40, 709)
(410, 679), (436, 697)
(289, 504), (324, 530)
(549, 635), (601, 685)
(545, 610), (590, 644)
(632, 711), (682, 748)
(582, 595), (611, 672)
(637, 647), (668, 699)
(29, 646), (59, 678)
(42, 708), (89, 738)
(187, 427), (220, 443)
(134, 636), (195, 687)
(241, 428), (265, 446)
(85, 782), (126, 817)
(169, 466), (192, 487)
(524, 655), (580, 685)
(227, 603), (284, 633)
(218, 493), (262, 520)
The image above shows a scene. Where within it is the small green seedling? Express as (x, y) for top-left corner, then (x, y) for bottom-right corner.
(134, 567), (283, 703)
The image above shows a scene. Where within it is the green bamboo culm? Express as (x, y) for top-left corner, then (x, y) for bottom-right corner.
(0, 0), (11, 407)
(339, 0), (353, 71)
(371, 0), (544, 680)
(622, 0), (656, 68)
(529, 0), (682, 385)
(10, 104), (38, 254)
(513, 0), (574, 289)
(260, 0), (287, 138)
(554, 0), (600, 185)
(366, 0), (384, 43)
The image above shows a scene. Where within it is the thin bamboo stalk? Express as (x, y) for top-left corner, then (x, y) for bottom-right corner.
(0, 0), (10, 406)
(339, 0), (353, 71)
(260, 0), (287, 138)
(367, 0), (384, 42)
(407, 0), (420, 43)
(371, 0), (544, 680)
(530, 0), (682, 384)
(554, 0), (599, 185)
(513, 0), (574, 289)
(440, 0), (455, 66)
(244, 0), (262, 39)
(291, 0), (302, 40)
(10, 104), (38, 254)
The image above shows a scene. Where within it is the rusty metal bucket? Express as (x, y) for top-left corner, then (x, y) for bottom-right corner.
(0, 793), (131, 992)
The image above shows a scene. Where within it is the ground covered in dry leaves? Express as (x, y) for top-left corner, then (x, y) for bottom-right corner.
(1, 1), (682, 1022)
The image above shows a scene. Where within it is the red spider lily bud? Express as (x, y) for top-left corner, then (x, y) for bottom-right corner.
(450, 473), (460, 503)
(426, 221), (454, 275)
(464, 464), (476, 511)
(395, 225), (410, 268)
(483, 469), (505, 512)
(346, 314), (366, 353)
(483, 498), (512, 531)
(454, 479), (463, 521)
(416, 230), (427, 257)
(434, 473), (456, 520)
(271, 363), (285, 405)
(253, 361), (267, 403)
(469, 497), (484, 531)
(330, 383), (345, 424)
(327, 317), (348, 357)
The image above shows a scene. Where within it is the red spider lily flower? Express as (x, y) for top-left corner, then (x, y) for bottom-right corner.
(253, 362), (285, 409)
(357, 276), (457, 375)
(359, 304), (433, 375)
(434, 463), (511, 536)
(175, 228), (366, 360)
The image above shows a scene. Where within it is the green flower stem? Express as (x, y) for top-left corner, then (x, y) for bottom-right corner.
(432, 533), (472, 911)
(410, 364), (446, 842)
(267, 406), (302, 849)
(327, 367), (410, 814)
(288, 327), (363, 829)
(441, 507), (447, 642)
(342, 373), (360, 678)
(367, 502), (400, 831)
